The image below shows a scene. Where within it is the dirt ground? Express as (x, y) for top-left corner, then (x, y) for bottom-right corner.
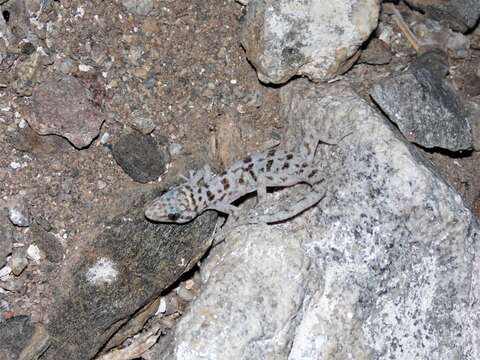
(0, 0), (479, 339)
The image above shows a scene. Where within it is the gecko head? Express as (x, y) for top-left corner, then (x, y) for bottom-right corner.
(144, 187), (197, 224)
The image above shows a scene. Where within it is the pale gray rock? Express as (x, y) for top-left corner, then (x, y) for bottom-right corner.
(152, 80), (480, 359)
(8, 248), (28, 276)
(370, 50), (473, 151)
(8, 198), (31, 227)
(466, 100), (480, 152)
(240, 0), (380, 84)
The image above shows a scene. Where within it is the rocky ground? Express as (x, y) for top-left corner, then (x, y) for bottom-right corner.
(0, 0), (479, 359)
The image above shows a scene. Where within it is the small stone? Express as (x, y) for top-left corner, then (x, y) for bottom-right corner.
(156, 298), (167, 314)
(9, 162), (22, 170)
(8, 249), (28, 276)
(100, 132), (110, 145)
(97, 180), (107, 190)
(26, 244), (42, 262)
(185, 279), (195, 290)
(176, 287), (194, 302)
(0, 265), (12, 278)
(122, 0), (154, 16)
(33, 227), (63, 263)
(359, 39), (392, 65)
(112, 131), (167, 183)
(168, 142), (183, 156)
(8, 200), (32, 227)
(130, 112), (156, 135)
(56, 58), (74, 74)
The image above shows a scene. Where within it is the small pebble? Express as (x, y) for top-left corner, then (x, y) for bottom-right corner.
(8, 251), (28, 276)
(18, 119), (28, 129)
(8, 201), (32, 227)
(168, 142), (183, 156)
(26, 244), (42, 262)
(156, 297), (167, 314)
(9, 162), (22, 170)
(0, 265), (12, 278)
(176, 287), (194, 302)
(185, 279), (195, 290)
(97, 180), (107, 190)
(100, 132), (111, 145)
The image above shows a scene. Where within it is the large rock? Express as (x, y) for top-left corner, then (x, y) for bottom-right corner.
(151, 80), (480, 359)
(41, 188), (217, 360)
(29, 76), (104, 149)
(0, 316), (34, 360)
(405, 0), (480, 33)
(370, 50), (473, 151)
(240, 0), (380, 84)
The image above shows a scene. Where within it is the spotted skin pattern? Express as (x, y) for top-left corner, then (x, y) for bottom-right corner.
(144, 135), (329, 224)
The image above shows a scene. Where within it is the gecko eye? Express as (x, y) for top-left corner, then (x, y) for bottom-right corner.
(167, 213), (180, 221)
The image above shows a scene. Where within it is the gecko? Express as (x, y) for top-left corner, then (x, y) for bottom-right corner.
(144, 135), (339, 225)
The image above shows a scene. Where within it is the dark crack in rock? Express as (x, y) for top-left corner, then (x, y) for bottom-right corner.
(370, 50), (472, 151)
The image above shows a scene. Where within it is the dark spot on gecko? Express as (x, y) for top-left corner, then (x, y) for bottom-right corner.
(220, 171), (227, 177)
(281, 177), (287, 182)
(266, 176), (273, 181)
(246, 163), (254, 170)
(308, 169), (319, 178)
(197, 188), (202, 194)
(301, 162), (308, 168)
(168, 213), (180, 221)
(221, 177), (230, 190)
(282, 162), (290, 169)
(219, 193), (226, 201)
(239, 176), (244, 184)
(198, 196), (202, 201)
(217, 189), (222, 193)
(249, 170), (257, 181)
(286, 154), (294, 160)
(184, 185), (192, 192)
(266, 159), (274, 171)
(233, 167), (243, 173)
(206, 190), (215, 201)
(259, 167), (265, 173)
(267, 149), (276, 157)
(243, 156), (252, 163)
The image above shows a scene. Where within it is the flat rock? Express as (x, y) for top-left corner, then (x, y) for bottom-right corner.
(31, 225), (63, 263)
(30, 76), (104, 149)
(405, 0), (480, 33)
(41, 187), (217, 360)
(240, 0), (380, 84)
(112, 131), (167, 183)
(370, 50), (472, 151)
(152, 80), (480, 359)
(122, 0), (154, 15)
(0, 315), (34, 360)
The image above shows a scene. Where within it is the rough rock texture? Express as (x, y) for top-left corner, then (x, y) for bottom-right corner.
(240, 0), (380, 84)
(466, 100), (480, 152)
(153, 80), (480, 359)
(112, 131), (168, 183)
(0, 315), (34, 360)
(405, 0), (480, 33)
(370, 50), (472, 151)
(0, 210), (14, 268)
(29, 76), (104, 149)
(41, 187), (217, 360)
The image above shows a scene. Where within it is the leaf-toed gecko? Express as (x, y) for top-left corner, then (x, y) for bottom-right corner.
(144, 136), (334, 225)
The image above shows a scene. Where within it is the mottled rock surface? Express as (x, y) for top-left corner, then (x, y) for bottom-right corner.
(0, 315), (34, 360)
(240, 0), (380, 84)
(41, 188), (217, 360)
(29, 76), (104, 149)
(370, 50), (472, 151)
(151, 80), (480, 359)
(112, 131), (168, 183)
(405, 0), (480, 33)
(0, 210), (13, 268)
